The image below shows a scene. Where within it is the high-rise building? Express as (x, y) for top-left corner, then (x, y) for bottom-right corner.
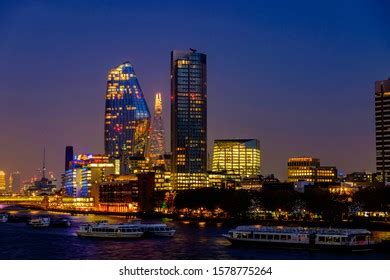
(147, 92), (166, 167)
(104, 62), (151, 174)
(0, 170), (6, 193)
(375, 78), (390, 183)
(287, 157), (337, 183)
(171, 49), (207, 190)
(65, 146), (74, 172)
(211, 139), (261, 177)
(9, 171), (21, 193)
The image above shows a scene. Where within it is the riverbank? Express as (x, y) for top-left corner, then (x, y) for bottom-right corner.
(3, 204), (390, 232)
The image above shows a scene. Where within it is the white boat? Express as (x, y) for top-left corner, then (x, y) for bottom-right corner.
(76, 221), (144, 238)
(223, 225), (375, 251)
(0, 213), (8, 223)
(29, 217), (51, 228)
(127, 219), (176, 237)
(138, 224), (176, 237)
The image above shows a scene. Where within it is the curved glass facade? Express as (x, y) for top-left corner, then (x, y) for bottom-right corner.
(104, 62), (151, 173)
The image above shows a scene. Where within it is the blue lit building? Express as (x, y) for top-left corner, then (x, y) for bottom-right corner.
(104, 62), (151, 174)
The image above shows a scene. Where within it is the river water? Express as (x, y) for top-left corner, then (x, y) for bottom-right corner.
(0, 211), (389, 260)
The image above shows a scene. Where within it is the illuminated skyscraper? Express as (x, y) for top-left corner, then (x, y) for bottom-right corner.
(375, 78), (390, 183)
(104, 62), (151, 174)
(212, 139), (261, 177)
(0, 170), (6, 193)
(147, 92), (166, 166)
(171, 49), (207, 190)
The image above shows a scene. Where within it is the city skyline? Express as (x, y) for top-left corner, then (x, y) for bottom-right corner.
(1, 1), (390, 181)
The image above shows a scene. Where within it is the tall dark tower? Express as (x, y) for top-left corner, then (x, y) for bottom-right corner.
(65, 146), (74, 172)
(104, 62), (151, 174)
(375, 78), (390, 183)
(171, 49), (207, 190)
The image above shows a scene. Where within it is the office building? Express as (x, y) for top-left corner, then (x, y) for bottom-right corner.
(104, 62), (151, 174)
(171, 49), (207, 189)
(287, 157), (337, 183)
(211, 139), (261, 177)
(65, 146), (74, 172)
(0, 171), (6, 193)
(64, 154), (115, 205)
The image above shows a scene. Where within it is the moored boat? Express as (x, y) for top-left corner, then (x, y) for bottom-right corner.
(76, 221), (143, 238)
(223, 225), (375, 251)
(29, 216), (51, 228)
(50, 217), (72, 227)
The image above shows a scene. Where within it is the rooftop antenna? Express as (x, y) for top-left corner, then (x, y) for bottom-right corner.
(42, 147), (46, 179)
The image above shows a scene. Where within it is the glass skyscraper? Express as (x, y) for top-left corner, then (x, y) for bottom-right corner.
(104, 62), (151, 174)
(147, 92), (166, 166)
(171, 49), (207, 190)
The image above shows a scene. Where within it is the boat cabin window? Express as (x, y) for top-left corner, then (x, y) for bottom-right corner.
(341, 237), (346, 242)
(281, 235), (286, 240)
(333, 237), (341, 243)
(254, 234), (260, 239)
(261, 234), (266, 240)
(267, 234), (273, 240)
(318, 236), (325, 242)
(274, 235), (280, 240)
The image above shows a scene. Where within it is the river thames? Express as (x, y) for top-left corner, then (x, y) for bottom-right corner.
(1, 211), (390, 260)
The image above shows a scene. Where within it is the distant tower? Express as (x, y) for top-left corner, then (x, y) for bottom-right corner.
(9, 171), (21, 194)
(104, 62), (151, 174)
(375, 78), (390, 183)
(147, 92), (166, 166)
(65, 146), (74, 172)
(0, 171), (6, 193)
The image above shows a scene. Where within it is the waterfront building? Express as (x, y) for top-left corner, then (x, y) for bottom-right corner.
(64, 154), (115, 205)
(211, 139), (261, 177)
(9, 171), (21, 194)
(147, 92), (166, 167)
(0, 171), (6, 193)
(375, 78), (390, 183)
(287, 157), (337, 183)
(171, 49), (207, 190)
(98, 173), (155, 213)
(104, 62), (151, 174)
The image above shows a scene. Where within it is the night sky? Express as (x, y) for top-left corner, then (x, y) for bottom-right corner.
(0, 0), (389, 182)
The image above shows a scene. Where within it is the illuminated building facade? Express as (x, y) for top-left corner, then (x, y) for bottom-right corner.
(147, 92), (166, 167)
(287, 157), (337, 183)
(0, 171), (6, 193)
(211, 139), (261, 177)
(98, 173), (155, 213)
(375, 78), (390, 183)
(171, 49), (207, 190)
(64, 154), (115, 205)
(104, 62), (151, 174)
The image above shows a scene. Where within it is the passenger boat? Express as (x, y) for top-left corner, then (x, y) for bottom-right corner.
(223, 225), (375, 251)
(76, 221), (144, 238)
(29, 217), (51, 228)
(0, 213), (8, 223)
(127, 219), (176, 237)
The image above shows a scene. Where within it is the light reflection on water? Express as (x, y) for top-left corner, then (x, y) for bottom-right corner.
(0, 210), (389, 260)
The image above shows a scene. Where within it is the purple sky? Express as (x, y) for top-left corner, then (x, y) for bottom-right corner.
(0, 0), (389, 182)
